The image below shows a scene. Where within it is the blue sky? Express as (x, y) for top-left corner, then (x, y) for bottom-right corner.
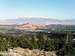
(0, 0), (75, 20)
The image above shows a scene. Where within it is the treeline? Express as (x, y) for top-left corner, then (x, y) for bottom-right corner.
(0, 32), (74, 55)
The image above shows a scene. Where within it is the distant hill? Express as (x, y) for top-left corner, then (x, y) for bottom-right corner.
(5, 17), (61, 25)
(16, 22), (46, 30)
(0, 17), (75, 32)
(4, 17), (75, 25)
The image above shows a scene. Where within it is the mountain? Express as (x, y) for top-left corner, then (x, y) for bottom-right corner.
(0, 17), (75, 26)
(5, 17), (62, 25)
(62, 19), (75, 25)
(0, 20), (16, 25)
(16, 22), (46, 30)
(0, 17), (75, 32)
(5, 17), (75, 25)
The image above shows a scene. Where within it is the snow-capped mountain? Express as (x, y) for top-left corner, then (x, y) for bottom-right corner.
(5, 17), (61, 25)
(0, 17), (75, 25)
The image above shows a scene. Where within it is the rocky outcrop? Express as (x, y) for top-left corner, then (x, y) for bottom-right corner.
(0, 47), (57, 56)
(16, 22), (46, 30)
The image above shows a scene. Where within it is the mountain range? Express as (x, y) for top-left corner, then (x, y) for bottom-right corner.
(0, 17), (75, 32)
(0, 17), (75, 25)
(16, 22), (46, 30)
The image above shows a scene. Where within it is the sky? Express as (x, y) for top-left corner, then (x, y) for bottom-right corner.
(0, 0), (75, 20)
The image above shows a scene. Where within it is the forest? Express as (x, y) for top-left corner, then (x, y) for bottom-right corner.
(0, 32), (75, 56)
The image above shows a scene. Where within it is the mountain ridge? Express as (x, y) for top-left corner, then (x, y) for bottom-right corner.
(0, 17), (75, 25)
